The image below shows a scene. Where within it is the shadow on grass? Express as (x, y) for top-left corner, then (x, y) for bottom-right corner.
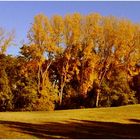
(0, 119), (140, 139)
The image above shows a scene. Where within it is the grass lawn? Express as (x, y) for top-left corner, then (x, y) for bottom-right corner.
(0, 104), (140, 139)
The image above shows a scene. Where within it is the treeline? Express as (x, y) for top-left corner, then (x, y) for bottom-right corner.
(0, 13), (140, 111)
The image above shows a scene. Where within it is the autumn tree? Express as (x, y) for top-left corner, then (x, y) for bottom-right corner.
(0, 28), (14, 54)
(19, 14), (64, 110)
(0, 28), (14, 111)
(0, 55), (13, 111)
(87, 17), (140, 107)
(48, 13), (140, 108)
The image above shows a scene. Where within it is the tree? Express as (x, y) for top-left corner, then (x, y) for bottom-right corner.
(0, 27), (14, 111)
(26, 14), (62, 97)
(0, 28), (14, 54)
(90, 17), (140, 107)
(0, 55), (13, 111)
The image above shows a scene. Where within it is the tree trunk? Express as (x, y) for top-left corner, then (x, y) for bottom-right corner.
(95, 88), (100, 107)
(37, 65), (41, 96)
(59, 84), (64, 105)
(95, 67), (108, 107)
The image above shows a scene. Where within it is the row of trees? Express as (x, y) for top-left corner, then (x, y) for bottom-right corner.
(0, 13), (140, 111)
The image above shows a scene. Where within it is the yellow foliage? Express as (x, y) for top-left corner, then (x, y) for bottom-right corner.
(23, 13), (140, 101)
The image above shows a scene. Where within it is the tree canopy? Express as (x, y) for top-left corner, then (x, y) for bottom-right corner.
(0, 13), (140, 111)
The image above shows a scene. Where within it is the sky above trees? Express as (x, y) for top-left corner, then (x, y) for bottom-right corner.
(0, 1), (140, 55)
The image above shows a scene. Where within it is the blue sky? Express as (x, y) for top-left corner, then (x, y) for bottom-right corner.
(0, 1), (140, 56)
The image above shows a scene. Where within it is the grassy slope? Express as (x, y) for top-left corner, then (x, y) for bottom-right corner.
(0, 104), (140, 139)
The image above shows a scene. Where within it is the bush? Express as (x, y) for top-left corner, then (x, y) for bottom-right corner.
(99, 70), (137, 107)
(14, 85), (37, 111)
(33, 85), (59, 111)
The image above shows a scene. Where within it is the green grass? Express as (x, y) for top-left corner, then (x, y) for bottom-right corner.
(0, 104), (140, 139)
